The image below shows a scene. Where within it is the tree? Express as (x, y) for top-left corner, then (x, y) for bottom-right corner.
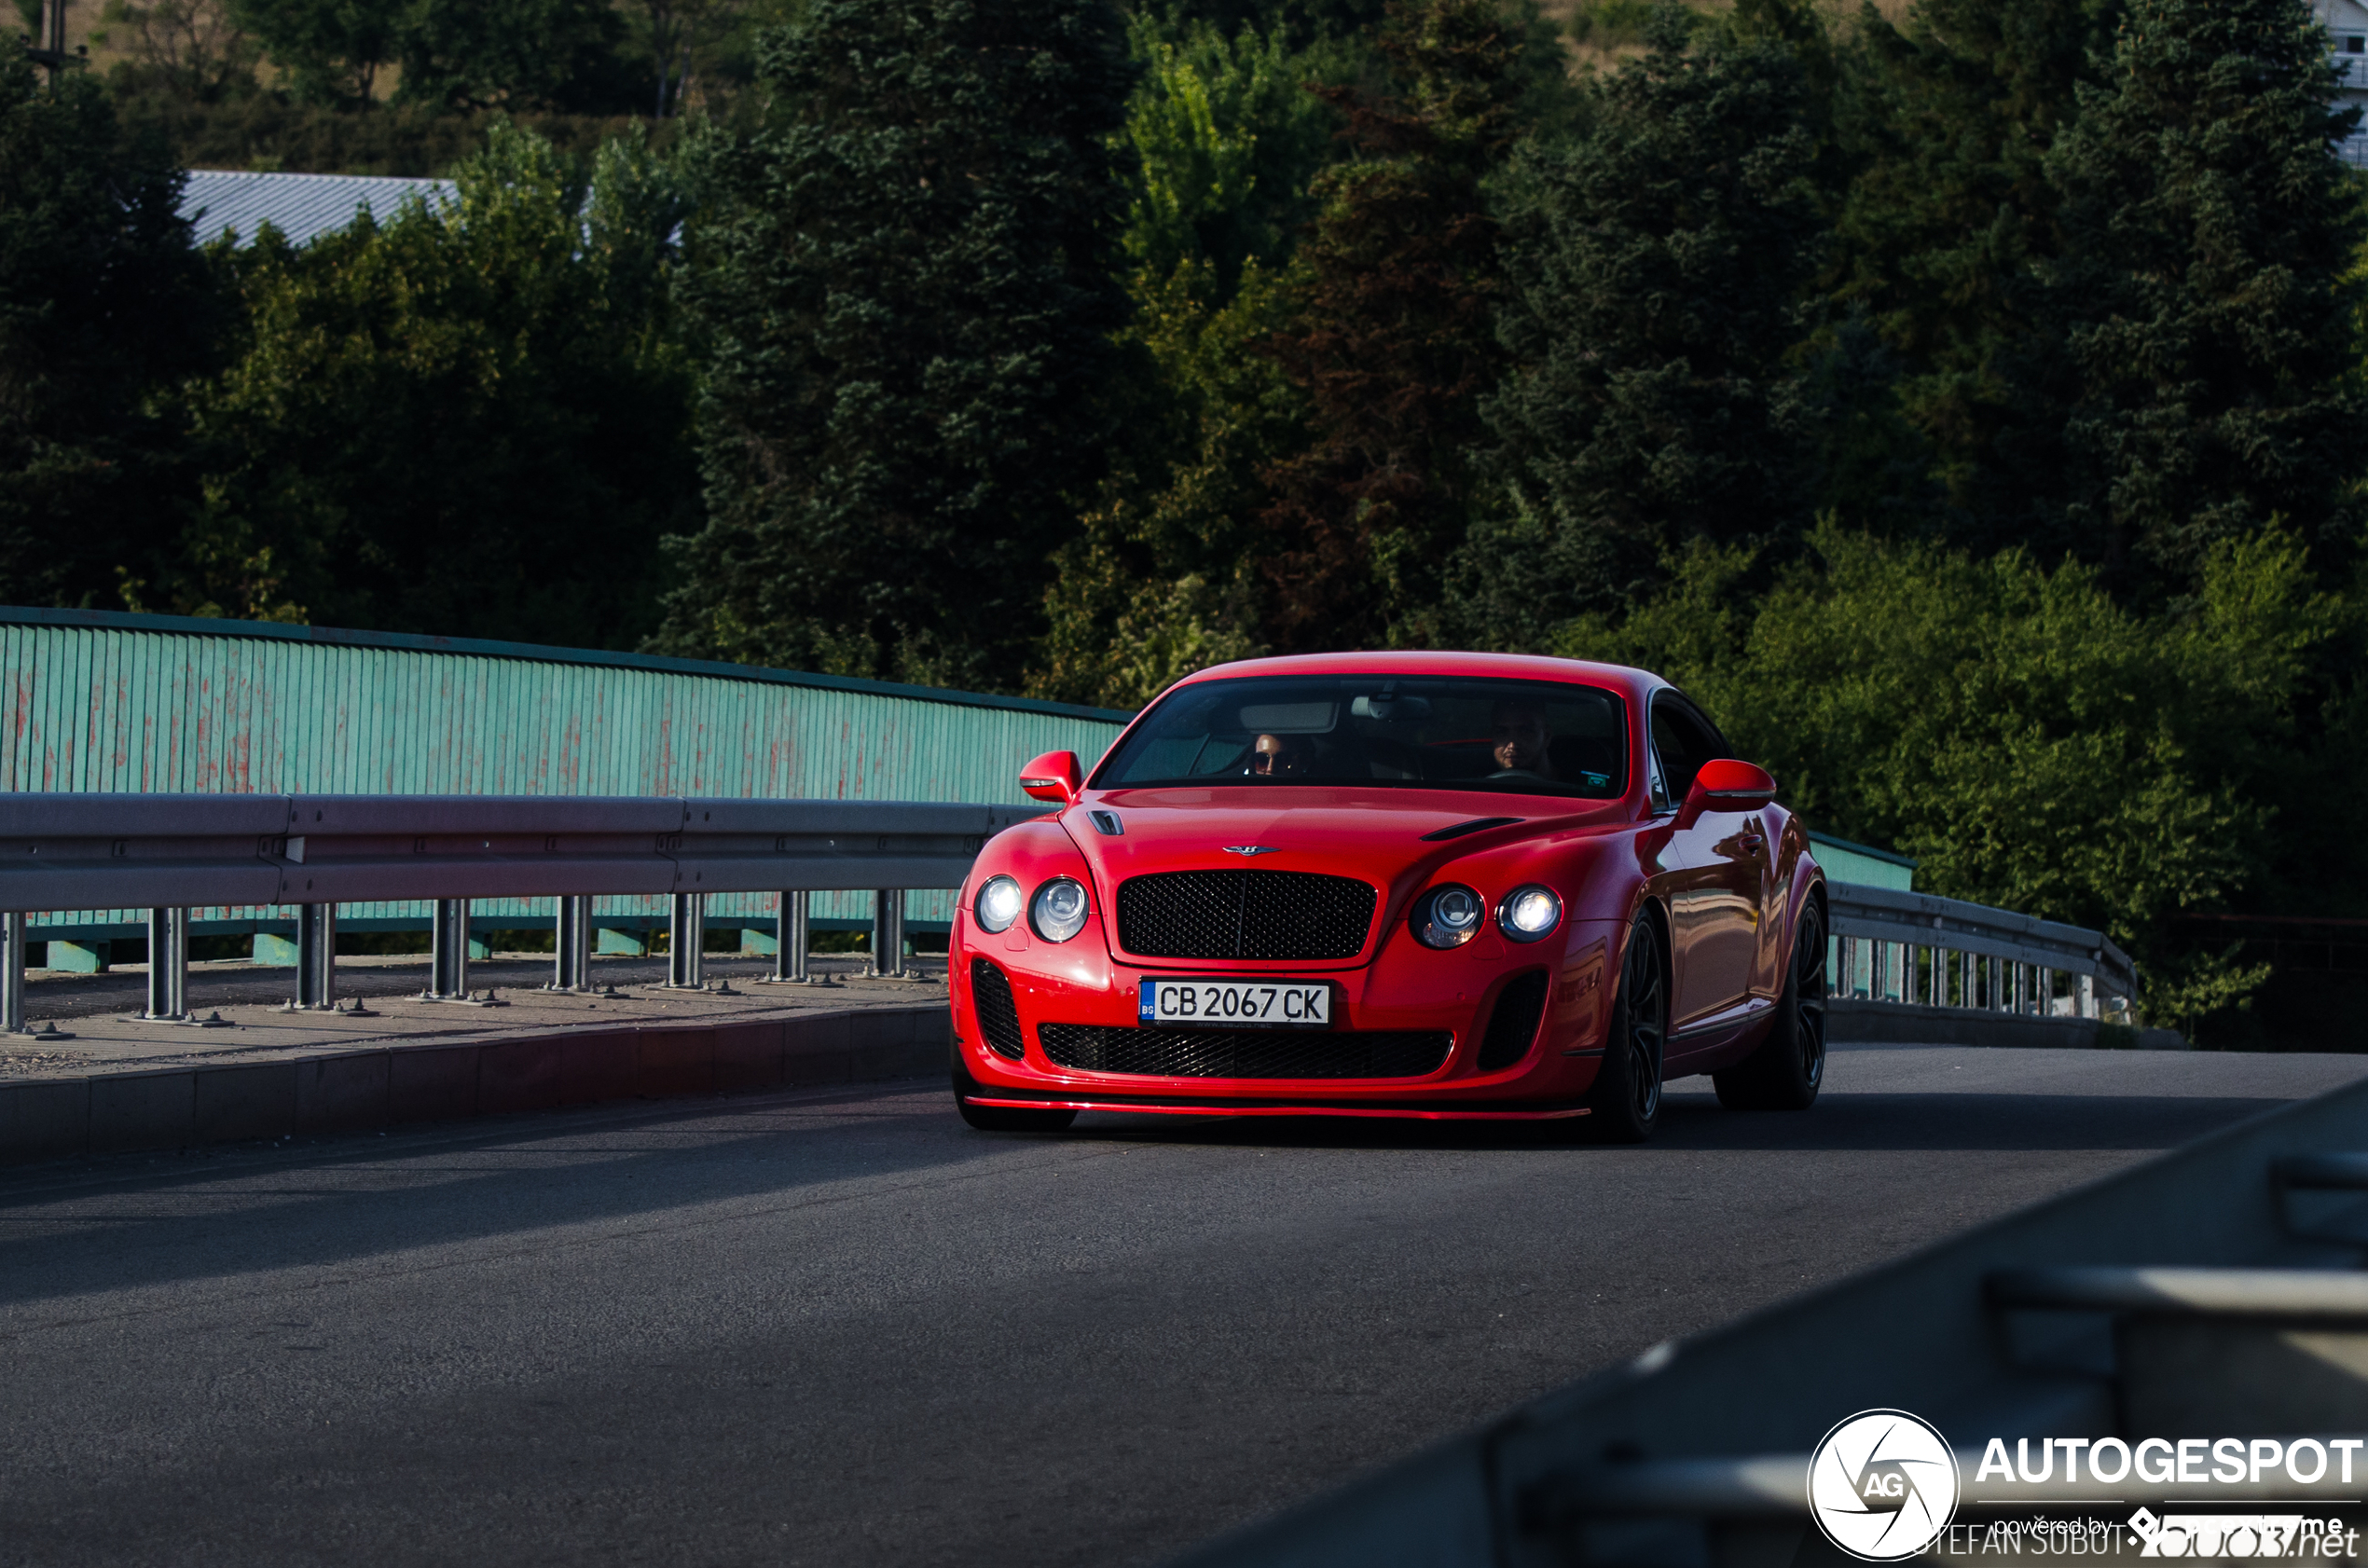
(231, 0), (398, 107)
(652, 0), (1136, 691)
(0, 59), (218, 612)
(1114, 10), (1339, 294)
(1029, 259), (1305, 706)
(392, 0), (639, 113)
(2044, 0), (2365, 598)
(91, 0), (262, 103)
(1252, 0), (1524, 654)
(1452, 7), (1823, 647)
(1558, 522), (2335, 1030)
(1820, 0), (2113, 556)
(633, 0), (757, 118)
(169, 124), (695, 646)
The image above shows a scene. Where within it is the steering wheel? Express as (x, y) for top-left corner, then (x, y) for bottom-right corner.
(1486, 768), (1549, 783)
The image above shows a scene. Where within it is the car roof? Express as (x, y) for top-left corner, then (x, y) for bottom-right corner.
(1168, 650), (1660, 702)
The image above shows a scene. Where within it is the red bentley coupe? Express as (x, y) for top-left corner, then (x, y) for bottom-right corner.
(949, 652), (1826, 1142)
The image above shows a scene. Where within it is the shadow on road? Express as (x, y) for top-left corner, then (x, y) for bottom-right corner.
(1062, 1089), (2299, 1155)
(0, 1080), (997, 1310)
(0, 1069), (2307, 1312)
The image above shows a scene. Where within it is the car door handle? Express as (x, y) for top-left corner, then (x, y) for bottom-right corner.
(1736, 832), (1764, 854)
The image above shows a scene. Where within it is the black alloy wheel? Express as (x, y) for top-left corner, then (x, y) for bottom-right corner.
(1713, 899), (1826, 1111)
(1585, 914), (1667, 1143)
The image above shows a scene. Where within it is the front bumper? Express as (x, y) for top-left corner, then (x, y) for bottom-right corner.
(952, 924), (1615, 1117)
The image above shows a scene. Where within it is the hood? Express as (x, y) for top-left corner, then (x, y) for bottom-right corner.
(1067, 785), (1627, 966)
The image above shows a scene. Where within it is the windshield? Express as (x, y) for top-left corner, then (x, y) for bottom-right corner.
(1095, 675), (1630, 798)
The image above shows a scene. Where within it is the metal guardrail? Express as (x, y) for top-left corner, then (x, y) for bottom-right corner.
(0, 794), (2143, 1035)
(0, 794), (1044, 1029)
(1827, 884), (2138, 1025)
(1176, 1072), (2368, 1568)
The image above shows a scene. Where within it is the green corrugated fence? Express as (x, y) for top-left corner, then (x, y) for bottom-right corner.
(2, 608), (1135, 944)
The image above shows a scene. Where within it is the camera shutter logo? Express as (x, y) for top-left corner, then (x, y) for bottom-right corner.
(1807, 1410), (1961, 1561)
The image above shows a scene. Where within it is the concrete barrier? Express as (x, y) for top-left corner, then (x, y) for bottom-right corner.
(1827, 997), (2187, 1050)
(0, 1003), (950, 1166)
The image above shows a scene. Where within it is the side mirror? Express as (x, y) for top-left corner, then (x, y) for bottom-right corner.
(1019, 750), (1082, 805)
(1678, 758), (1776, 827)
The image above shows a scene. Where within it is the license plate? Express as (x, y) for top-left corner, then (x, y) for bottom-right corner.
(1138, 978), (1332, 1029)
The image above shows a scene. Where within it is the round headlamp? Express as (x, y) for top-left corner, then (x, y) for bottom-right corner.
(973, 873), (1023, 933)
(1412, 885), (1485, 949)
(1498, 885), (1562, 942)
(1030, 877), (1090, 943)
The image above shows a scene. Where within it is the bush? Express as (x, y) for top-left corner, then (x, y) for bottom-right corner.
(1557, 522), (2335, 1027)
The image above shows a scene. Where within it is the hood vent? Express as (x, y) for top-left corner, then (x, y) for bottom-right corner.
(1421, 816), (1522, 843)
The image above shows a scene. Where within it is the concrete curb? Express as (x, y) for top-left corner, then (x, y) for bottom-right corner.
(0, 1003), (951, 1166)
(1827, 997), (2186, 1051)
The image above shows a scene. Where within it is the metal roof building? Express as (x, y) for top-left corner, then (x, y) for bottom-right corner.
(179, 169), (457, 248)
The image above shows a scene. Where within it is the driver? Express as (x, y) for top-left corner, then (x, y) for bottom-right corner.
(1490, 704), (1556, 778)
(1249, 733), (1314, 777)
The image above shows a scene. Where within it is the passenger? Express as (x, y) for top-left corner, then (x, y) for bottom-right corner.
(1490, 704), (1556, 779)
(1249, 733), (1314, 777)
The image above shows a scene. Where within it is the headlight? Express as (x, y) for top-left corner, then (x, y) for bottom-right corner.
(1499, 885), (1562, 942)
(1030, 877), (1090, 942)
(973, 874), (1023, 933)
(1411, 885), (1485, 949)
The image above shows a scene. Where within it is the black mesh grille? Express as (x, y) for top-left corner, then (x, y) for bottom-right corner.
(1477, 970), (1549, 1073)
(970, 958), (1026, 1061)
(1116, 871), (1377, 961)
(1039, 1025), (1451, 1079)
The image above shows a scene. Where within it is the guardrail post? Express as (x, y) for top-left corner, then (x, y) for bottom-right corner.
(549, 895), (592, 992)
(144, 907), (188, 1021)
(288, 902), (336, 1011)
(666, 891), (706, 989)
(758, 891), (830, 986)
(423, 898), (481, 1002)
(2, 912), (24, 1035)
(869, 888), (922, 981)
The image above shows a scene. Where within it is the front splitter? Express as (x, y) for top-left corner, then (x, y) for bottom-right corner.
(961, 1093), (1590, 1121)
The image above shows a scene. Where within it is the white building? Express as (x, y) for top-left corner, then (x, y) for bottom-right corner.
(2318, 0), (2368, 165)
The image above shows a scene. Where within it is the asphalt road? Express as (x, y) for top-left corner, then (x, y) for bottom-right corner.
(2, 1044), (2362, 1568)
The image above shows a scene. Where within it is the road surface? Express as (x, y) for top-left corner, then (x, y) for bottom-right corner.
(2, 1043), (2361, 1567)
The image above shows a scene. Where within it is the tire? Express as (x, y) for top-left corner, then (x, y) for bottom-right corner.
(1714, 898), (1827, 1111)
(1585, 914), (1667, 1143)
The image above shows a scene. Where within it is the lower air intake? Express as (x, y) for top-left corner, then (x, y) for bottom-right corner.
(1038, 1025), (1452, 1080)
(1477, 969), (1549, 1072)
(970, 959), (1026, 1061)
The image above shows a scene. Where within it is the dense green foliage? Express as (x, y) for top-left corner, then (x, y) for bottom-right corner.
(0, 62), (216, 611)
(1255, 0), (1525, 653)
(1455, 9), (1823, 644)
(165, 122), (695, 644)
(2046, 0), (2365, 597)
(647, 0), (1136, 689)
(11, 0), (2368, 1029)
(1564, 524), (2337, 1025)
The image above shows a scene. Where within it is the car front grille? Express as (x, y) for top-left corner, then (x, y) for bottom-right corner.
(969, 958), (1026, 1060)
(1114, 871), (1377, 961)
(1038, 1024), (1452, 1080)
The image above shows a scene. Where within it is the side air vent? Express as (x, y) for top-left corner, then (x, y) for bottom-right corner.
(1477, 970), (1550, 1072)
(970, 958), (1026, 1061)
